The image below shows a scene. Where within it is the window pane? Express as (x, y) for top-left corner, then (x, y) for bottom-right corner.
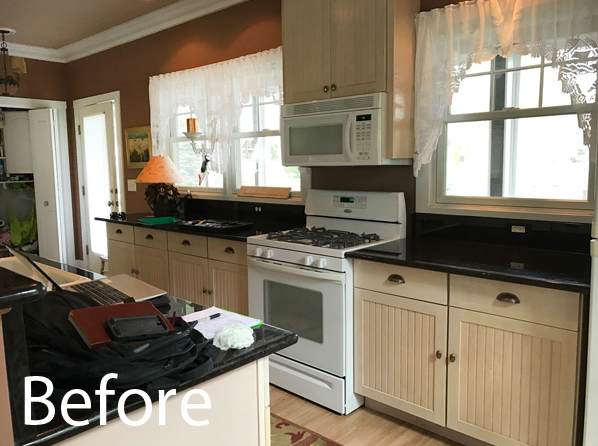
(543, 61), (597, 107)
(260, 103), (280, 131)
(444, 115), (591, 201)
(451, 75), (491, 114)
(445, 121), (491, 197)
(238, 136), (300, 190)
(494, 68), (541, 110)
(465, 61), (492, 75)
(506, 53), (540, 69)
(175, 142), (223, 188)
(238, 105), (255, 133)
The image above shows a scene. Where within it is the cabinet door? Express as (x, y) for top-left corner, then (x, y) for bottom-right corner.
(330, 0), (387, 98)
(354, 288), (447, 425)
(135, 245), (170, 293)
(282, 0), (332, 103)
(107, 241), (136, 278)
(447, 308), (578, 446)
(169, 252), (211, 306)
(4, 111), (33, 174)
(209, 260), (248, 315)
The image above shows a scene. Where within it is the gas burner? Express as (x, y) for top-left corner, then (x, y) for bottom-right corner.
(266, 227), (382, 249)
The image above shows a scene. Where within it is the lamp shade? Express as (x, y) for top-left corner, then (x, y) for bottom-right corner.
(135, 156), (184, 184)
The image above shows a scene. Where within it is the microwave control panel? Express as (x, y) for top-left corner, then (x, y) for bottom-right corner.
(355, 114), (373, 161)
(333, 195), (367, 209)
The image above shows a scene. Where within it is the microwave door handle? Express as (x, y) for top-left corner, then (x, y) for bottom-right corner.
(248, 258), (346, 284)
(345, 115), (353, 157)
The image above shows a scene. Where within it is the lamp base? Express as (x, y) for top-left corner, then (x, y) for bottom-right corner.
(152, 199), (177, 217)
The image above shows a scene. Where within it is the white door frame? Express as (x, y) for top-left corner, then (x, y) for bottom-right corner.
(0, 96), (75, 266)
(73, 91), (124, 270)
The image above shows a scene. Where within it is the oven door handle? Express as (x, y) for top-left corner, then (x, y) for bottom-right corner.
(248, 258), (346, 284)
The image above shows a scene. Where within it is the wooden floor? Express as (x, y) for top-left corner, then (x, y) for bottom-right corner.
(270, 386), (460, 446)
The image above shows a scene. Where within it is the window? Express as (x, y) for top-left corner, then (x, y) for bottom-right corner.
(432, 52), (597, 214)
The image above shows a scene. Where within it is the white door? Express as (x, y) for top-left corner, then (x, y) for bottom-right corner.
(29, 109), (63, 262)
(4, 111), (33, 174)
(77, 102), (121, 273)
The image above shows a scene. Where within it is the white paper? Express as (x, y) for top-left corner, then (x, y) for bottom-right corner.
(182, 306), (261, 339)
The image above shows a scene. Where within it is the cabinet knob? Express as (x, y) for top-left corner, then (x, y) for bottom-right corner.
(115, 229), (122, 234)
(107, 201), (114, 207)
(388, 274), (405, 284)
(496, 292), (520, 304)
(203, 287), (207, 294)
(43, 201), (49, 207)
(145, 234), (154, 240)
(436, 350), (442, 360)
(224, 247), (235, 254)
(182, 240), (191, 246)
(131, 268), (135, 274)
(449, 354), (456, 363)
(208, 289), (213, 295)
(323, 85), (329, 93)
(331, 84), (337, 91)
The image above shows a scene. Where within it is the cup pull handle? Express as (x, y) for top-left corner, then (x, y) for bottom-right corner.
(203, 288), (207, 294)
(145, 234), (154, 240)
(115, 229), (122, 234)
(496, 292), (520, 304)
(449, 354), (456, 363)
(182, 240), (191, 246)
(388, 274), (405, 284)
(436, 350), (442, 360)
(225, 247), (235, 254)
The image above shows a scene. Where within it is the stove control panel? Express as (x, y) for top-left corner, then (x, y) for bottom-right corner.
(332, 195), (367, 209)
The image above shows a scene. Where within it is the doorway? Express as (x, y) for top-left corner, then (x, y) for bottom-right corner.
(74, 92), (124, 273)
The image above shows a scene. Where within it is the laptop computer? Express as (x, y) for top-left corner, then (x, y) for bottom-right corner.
(7, 247), (166, 306)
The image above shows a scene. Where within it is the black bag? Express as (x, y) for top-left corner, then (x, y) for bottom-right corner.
(21, 290), (220, 393)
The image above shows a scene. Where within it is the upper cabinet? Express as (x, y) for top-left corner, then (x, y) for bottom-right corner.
(282, 0), (418, 159)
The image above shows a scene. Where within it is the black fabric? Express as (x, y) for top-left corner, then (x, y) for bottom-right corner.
(21, 290), (220, 394)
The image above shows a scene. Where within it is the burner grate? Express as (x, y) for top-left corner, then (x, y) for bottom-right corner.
(265, 227), (382, 249)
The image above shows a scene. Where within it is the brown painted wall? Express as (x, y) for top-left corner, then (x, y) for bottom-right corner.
(12, 59), (69, 101)
(66, 0), (283, 215)
(421, 0), (468, 11)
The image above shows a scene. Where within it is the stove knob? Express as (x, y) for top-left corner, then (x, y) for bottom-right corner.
(317, 258), (328, 268)
(265, 249), (275, 259)
(304, 255), (315, 266)
(255, 247), (264, 257)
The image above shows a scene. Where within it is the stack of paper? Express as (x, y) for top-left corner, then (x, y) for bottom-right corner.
(182, 307), (262, 339)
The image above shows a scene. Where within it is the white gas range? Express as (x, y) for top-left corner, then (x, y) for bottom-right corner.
(247, 190), (406, 414)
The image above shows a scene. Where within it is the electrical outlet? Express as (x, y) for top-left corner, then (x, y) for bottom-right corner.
(127, 179), (137, 192)
(511, 225), (526, 234)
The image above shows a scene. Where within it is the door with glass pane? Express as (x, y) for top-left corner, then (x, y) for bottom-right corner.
(78, 102), (119, 273)
(247, 258), (346, 377)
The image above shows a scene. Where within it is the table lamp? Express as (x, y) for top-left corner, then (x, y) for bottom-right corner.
(136, 156), (185, 217)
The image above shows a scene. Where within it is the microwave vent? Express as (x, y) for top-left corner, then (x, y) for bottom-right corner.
(287, 95), (376, 116)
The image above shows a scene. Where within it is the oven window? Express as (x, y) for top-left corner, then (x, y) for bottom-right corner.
(289, 124), (343, 156)
(263, 280), (324, 344)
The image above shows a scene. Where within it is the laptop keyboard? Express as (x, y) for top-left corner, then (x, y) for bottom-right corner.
(70, 281), (131, 306)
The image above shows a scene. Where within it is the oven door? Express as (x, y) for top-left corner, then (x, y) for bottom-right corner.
(248, 257), (346, 377)
(281, 112), (354, 166)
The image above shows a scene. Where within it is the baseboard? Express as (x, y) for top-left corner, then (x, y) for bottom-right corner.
(365, 398), (493, 446)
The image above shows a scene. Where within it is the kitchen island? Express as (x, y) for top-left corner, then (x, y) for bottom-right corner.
(0, 255), (297, 446)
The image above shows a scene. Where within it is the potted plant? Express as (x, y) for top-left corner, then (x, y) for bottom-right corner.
(144, 183), (180, 217)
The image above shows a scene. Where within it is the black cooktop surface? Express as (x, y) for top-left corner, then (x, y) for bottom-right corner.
(177, 219), (253, 233)
(267, 227), (381, 249)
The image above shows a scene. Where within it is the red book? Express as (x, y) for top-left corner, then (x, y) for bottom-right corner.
(68, 302), (174, 349)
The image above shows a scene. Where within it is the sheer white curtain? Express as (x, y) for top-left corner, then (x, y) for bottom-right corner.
(413, 0), (598, 175)
(149, 46), (283, 173)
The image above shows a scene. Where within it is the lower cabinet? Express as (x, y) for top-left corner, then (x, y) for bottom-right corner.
(354, 288), (447, 425)
(447, 307), (578, 446)
(169, 252), (210, 306)
(134, 245), (170, 293)
(106, 239), (136, 277)
(209, 259), (249, 316)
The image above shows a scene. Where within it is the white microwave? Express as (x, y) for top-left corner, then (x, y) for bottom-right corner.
(281, 93), (391, 167)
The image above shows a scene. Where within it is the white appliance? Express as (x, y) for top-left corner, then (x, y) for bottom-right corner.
(247, 190), (406, 414)
(281, 93), (393, 167)
(584, 214), (598, 444)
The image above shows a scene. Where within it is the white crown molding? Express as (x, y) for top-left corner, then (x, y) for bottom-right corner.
(5, 0), (248, 64)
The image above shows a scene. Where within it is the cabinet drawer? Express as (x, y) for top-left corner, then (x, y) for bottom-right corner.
(450, 275), (580, 331)
(134, 227), (168, 251)
(354, 260), (448, 305)
(168, 232), (207, 257)
(106, 223), (134, 244)
(208, 238), (247, 265)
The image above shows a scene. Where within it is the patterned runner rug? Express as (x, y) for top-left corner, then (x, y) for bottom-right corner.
(271, 413), (344, 446)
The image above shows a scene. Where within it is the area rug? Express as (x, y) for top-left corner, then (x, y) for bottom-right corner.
(271, 413), (344, 446)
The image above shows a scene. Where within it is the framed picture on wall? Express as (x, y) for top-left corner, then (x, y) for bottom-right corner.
(125, 126), (152, 168)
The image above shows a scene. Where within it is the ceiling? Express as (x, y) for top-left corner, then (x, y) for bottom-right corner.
(1, 0), (184, 49)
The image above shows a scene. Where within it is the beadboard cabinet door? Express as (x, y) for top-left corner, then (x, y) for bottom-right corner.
(209, 259), (249, 316)
(447, 308), (578, 446)
(282, 0), (332, 103)
(135, 245), (170, 293)
(106, 240), (136, 278)
(169, 252), (210, 306)
(354, 288), (448, 425)
(329, 0), (387, 98)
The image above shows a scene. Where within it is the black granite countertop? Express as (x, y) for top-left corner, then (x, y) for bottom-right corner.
(346, 237), (591, 294)
(96, 213), (303, 241)
(17, 293), (297, 446)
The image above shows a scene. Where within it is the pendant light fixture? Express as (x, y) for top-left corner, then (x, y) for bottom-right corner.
(0, 28), (26, 97)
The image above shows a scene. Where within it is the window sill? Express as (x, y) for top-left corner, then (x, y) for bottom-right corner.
(185, 189), (304, 206)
